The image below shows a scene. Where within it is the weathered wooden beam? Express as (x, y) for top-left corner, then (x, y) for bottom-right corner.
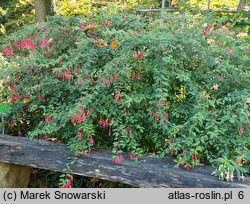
(0, 134), (250, 188)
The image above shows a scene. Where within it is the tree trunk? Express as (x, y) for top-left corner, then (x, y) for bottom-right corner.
(237, 0), (246, 10)
(34, 0), (46, 23)
(34, 0), (54, 23)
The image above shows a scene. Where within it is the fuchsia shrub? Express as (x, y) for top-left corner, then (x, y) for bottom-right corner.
(1, 13), (249, 181)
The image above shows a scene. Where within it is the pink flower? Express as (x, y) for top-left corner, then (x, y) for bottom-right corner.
(78, 131), (82, 141)
(81, 112), (86, 122)
(131, 72), (136, 78)
(89, 77), (93, 82)
(64, 70), (71, 80)
(207, 25), (212, 30)
(2, 47), (13, 56)
(134, 51), (144, 60)
(45, 116), (51, 123)
(18, 130), (22, 136)
(227, 50), (232, 59)
(239, 127), (244, 134)
(113, 155), (123, 164)
(89, 138), (94, 144)
(21, 39), (35, 50)
(155, 113), (161, 120)
(114, 91), (120, 104)
(248, 123), (250, 128)
(137, 75), (141, 80)
(192, 154), (198, 160)
(185, 166), (191, 171)
(100, 77), (105, 83)
(119, 98), (123, 105)
(164, 114), (168, 120)
(148, 110), (152, 116)
(40, 39), (50, 48)
(202, 30), (207, 35)
(10, 84), (17, 92)
(129, 153), (135, 160)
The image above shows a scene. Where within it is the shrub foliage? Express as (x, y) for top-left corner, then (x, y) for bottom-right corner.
(1, 12), (249, 180)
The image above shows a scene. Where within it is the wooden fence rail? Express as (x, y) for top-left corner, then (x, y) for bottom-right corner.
(0, 134), (250, 188)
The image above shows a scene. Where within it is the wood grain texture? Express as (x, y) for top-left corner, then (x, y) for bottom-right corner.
(0, 134), (249, 188)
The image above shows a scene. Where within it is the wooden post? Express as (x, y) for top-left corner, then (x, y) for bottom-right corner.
(207, 0), (211, 11)
(162, 0), (165, 9)
(0, 162), (30, 188)
(237, 0), (246, 11)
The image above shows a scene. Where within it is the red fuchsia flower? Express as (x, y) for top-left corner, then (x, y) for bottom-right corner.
(86, 108), (90, 115)
(45, 116), (51, 123)
(15, 41), (21, 49)
(202, 29), (207, 35)
(21, 39), (35, 50)
(10, 94), (19, 103)
(119, 98), (123, 105)
(79, 22), (84, 30)
(248, 122), (250, 128)
(78, 131), (82, 141)
(137, 75), (141, 80)
(2, 47), (13, 56)
(185, 166), (191, 171)
(192, 154), (198, 160)
(227, 49), (232, 59)
(155, 113), (161, 120)
(10, 84), (17, 92)
(161, 121), (165, 126)
(65, 180), (72, 188)
(100, 77), (105, 83)
(134, 51), (144, 60)
(40, 39), (50, 48)
(64, 70), (71, 80)
(148, 110), (152, 116)
(131, 72), (136, 78)
(239, 126), (244, 134)
(164, 114), (169, 120)
(89, 77), (94, 82)
(69, 175), (74, 182)
(114, 91), (120, 104)
(135, 28), (140, 34)
(108, 77), (113, 83)
(81, 112), (86, 122)
(113, 155), (123, 164)
(129, 153), (135, 160)
(89, 138), (94, 144)
(207, 25), (212, 30)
